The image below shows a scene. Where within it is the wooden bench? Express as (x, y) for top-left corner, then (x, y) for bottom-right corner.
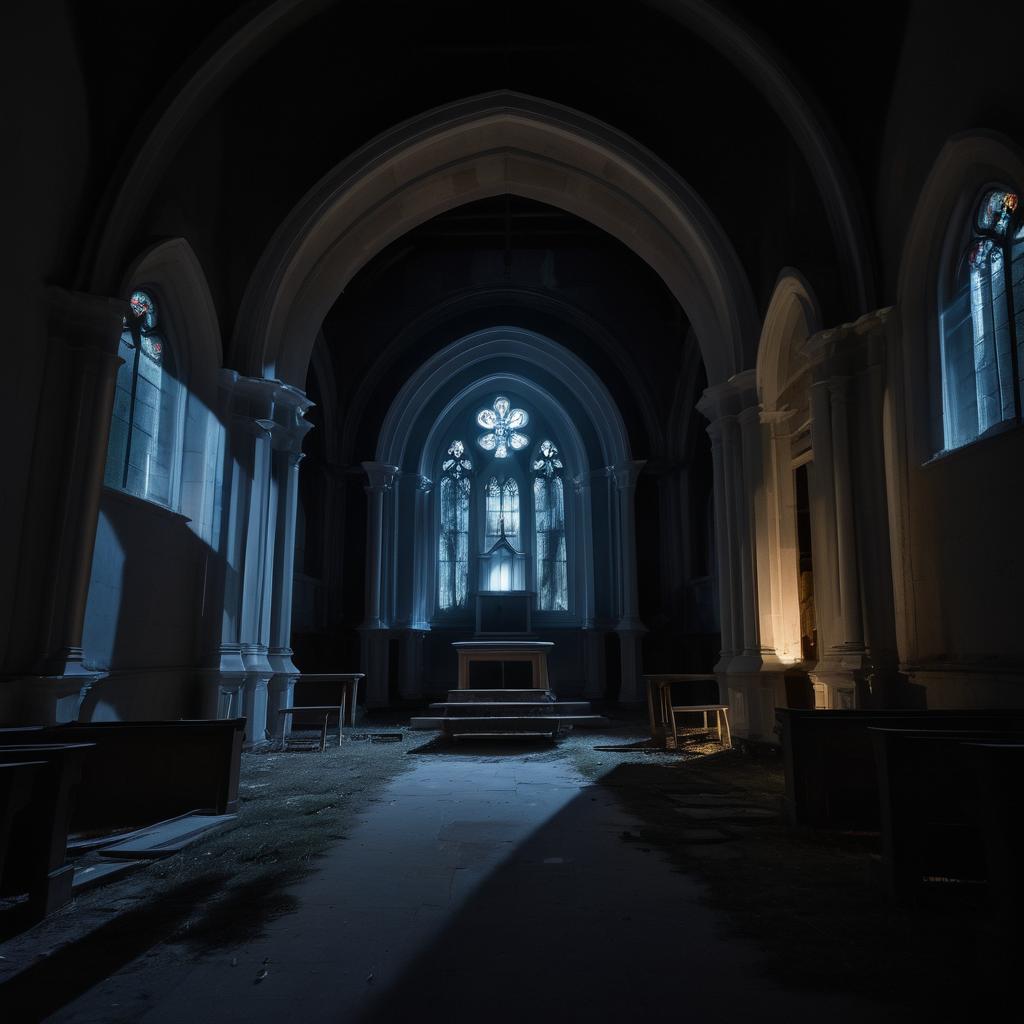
(278, 674), (363, 751)
(0, 743), (94, 920)
(0, 719), (245, 828)
(0, 761), (45, 887)
(871, 728), (1024, 900)
(963, 742), (1024, 922)
(776, 708), (1024, 828)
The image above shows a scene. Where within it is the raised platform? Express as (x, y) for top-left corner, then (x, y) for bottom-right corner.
(410, 689), (607, 738)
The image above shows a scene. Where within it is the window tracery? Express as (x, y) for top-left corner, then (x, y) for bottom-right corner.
(476, 396), (529, 458)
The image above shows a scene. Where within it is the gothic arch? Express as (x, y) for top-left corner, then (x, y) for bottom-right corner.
(376, 326), (631, 473)
(340, 287), (663, 465)
(82, 2), (872, 315)
(890, 130), (1024, 666)
(897, 130), (1024, 460)
(753, 270), (823, 667)
(756, 268), (820, 414)
(231, 93), (756, 387)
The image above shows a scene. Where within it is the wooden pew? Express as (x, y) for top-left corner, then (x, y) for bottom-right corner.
(776, 708), (1024, 828)
(0, 744), (94, 919)
(962, 742), (1024, 920)
(0, 719), (245, 830)
(871, 728), (1024, 901)
(0, 761), (45, 884)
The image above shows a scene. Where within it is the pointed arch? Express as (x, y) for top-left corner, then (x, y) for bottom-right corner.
(232, 93), (758, 387)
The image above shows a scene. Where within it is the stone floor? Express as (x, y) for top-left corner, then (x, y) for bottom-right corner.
(0, 722), (993, 1021)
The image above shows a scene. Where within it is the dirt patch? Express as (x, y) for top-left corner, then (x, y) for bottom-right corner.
(0, 730), (416, 1014)
(601, 749), (1004, 1013)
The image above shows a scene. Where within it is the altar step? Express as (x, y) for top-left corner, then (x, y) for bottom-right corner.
(410, 689), (607, 738)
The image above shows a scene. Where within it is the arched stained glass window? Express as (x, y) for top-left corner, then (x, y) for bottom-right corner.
(104, 289), (180, 506)
(533, 441), (567, 611)
(438, 441), (472, 610)
(940, 188), (1024, 449)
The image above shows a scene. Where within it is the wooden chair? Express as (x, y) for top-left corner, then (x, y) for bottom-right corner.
(277, 673), (365, 752)
(644, 675), (731, 750)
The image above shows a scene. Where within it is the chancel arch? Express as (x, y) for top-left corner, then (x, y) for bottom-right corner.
(232, 92), (758, 389)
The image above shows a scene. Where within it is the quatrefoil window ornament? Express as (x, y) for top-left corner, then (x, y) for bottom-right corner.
(477, 396), (529, 459)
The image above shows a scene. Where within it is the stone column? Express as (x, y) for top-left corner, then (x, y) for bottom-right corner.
(361, 462), (400, 630)
(33, 291), (130, 714)
(268, 387), (314, 739)
(704, 418), (735, 671)
(613, 460), (646, 701)
(828, 377), (865, 651)
(361, 461), (399, 705)
(410, 474), (434, 630)
(200, 373), (285, 745)
(573, 475), (595, 629)
(575, 474), (603, 700)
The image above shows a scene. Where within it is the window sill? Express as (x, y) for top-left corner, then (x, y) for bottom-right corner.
(102, 485), (192, 524)
(922, 417), (1022, 467)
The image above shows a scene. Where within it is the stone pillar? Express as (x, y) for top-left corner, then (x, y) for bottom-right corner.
(704, 417), (735, 672)
(613, 460), (646, 701)
(361, 461), (399, 705)
(201, 373), (301, 746)
(698, 373), (783, 740)
(361, 462), (400, 630)
(268, 387), (314, 739)
(30, 290), (130, 720)
(410, 475), (434, 631)
(573, 475), (595, 629)
(804, 311), (900, 709)
(829, 377), (865, 651)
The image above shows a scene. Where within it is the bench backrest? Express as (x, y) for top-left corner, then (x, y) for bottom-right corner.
(0, 720), (244, 828)
(776, 709), (1024, 828)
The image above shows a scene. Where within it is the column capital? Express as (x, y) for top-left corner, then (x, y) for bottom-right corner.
(573, 473), (592, 496)
(362, 461), (401, 494)
(47, 287), (130, 359)
(611, 459), (646, 491)
(697, 368), (759, 423)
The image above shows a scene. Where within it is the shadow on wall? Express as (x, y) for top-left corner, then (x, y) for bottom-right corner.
(80, 495), (216, 721)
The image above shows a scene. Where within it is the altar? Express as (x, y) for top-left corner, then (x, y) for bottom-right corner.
(452, 641), (554, 689)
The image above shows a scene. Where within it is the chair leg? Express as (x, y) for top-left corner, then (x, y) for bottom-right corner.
(320, 713), (329, 753)
(715, 710), (722, 742)
(720, 709), (732, 748)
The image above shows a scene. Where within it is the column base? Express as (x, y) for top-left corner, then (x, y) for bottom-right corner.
(719, 653), (789, 743)
(616, 628), (647, 703)
(583, 628), (606, 700)
(359, 627), (392, 708)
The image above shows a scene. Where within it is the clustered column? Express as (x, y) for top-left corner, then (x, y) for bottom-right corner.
(202, 372), (313, 745)
(267, 391), (315, 736)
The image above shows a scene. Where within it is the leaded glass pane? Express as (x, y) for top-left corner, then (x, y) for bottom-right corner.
(533, 442), (567, 611)
(946, 189), (1024, 448)
(438, 441), (471, 610)
(484, 476), (519, 547)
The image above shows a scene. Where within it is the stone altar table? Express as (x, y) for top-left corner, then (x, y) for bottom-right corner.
(453, 641), (554, 689)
